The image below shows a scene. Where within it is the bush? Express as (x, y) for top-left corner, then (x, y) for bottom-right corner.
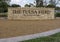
(0, 15), (7, 17)
(55, 7), (60, 10)
(47, 4), (55, 8)
(0, 13), (7, 17)
(11, 4), (21, 7)
(55, 13), (60, 17)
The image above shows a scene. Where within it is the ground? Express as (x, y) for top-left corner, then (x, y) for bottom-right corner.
(0, 19), (60, 38)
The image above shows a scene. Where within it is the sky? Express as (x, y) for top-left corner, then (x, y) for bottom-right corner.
(10, 0), (60, 7)
(10, 0), (35, 7)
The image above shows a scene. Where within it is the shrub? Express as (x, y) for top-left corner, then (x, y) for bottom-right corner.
(55, 13), (60, 17)
(47, 4), (55, 8)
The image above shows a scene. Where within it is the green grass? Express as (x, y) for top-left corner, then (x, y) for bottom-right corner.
(20, 32), (60, 42)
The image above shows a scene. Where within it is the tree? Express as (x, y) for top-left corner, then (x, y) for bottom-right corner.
(25, 4), (31, 7)
(0, 1), (9, 13)
(35, 0), (43, 7)
(11, 4), (21, 7)
(49, 0), (60, 7)
(0, 0), (11, 5)
(0, 0), (11, 13)
(43, 0), (48, 7)
(25, 3), (35, 7)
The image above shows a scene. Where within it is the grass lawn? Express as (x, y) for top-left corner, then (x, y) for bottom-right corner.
(21, 32), (60, 42)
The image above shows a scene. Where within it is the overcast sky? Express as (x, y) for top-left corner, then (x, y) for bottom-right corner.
(10, 0), (60, 7)
(10, 0), (35, 7)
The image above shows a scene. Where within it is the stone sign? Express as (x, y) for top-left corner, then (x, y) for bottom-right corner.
(8, 7), (55, 20)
